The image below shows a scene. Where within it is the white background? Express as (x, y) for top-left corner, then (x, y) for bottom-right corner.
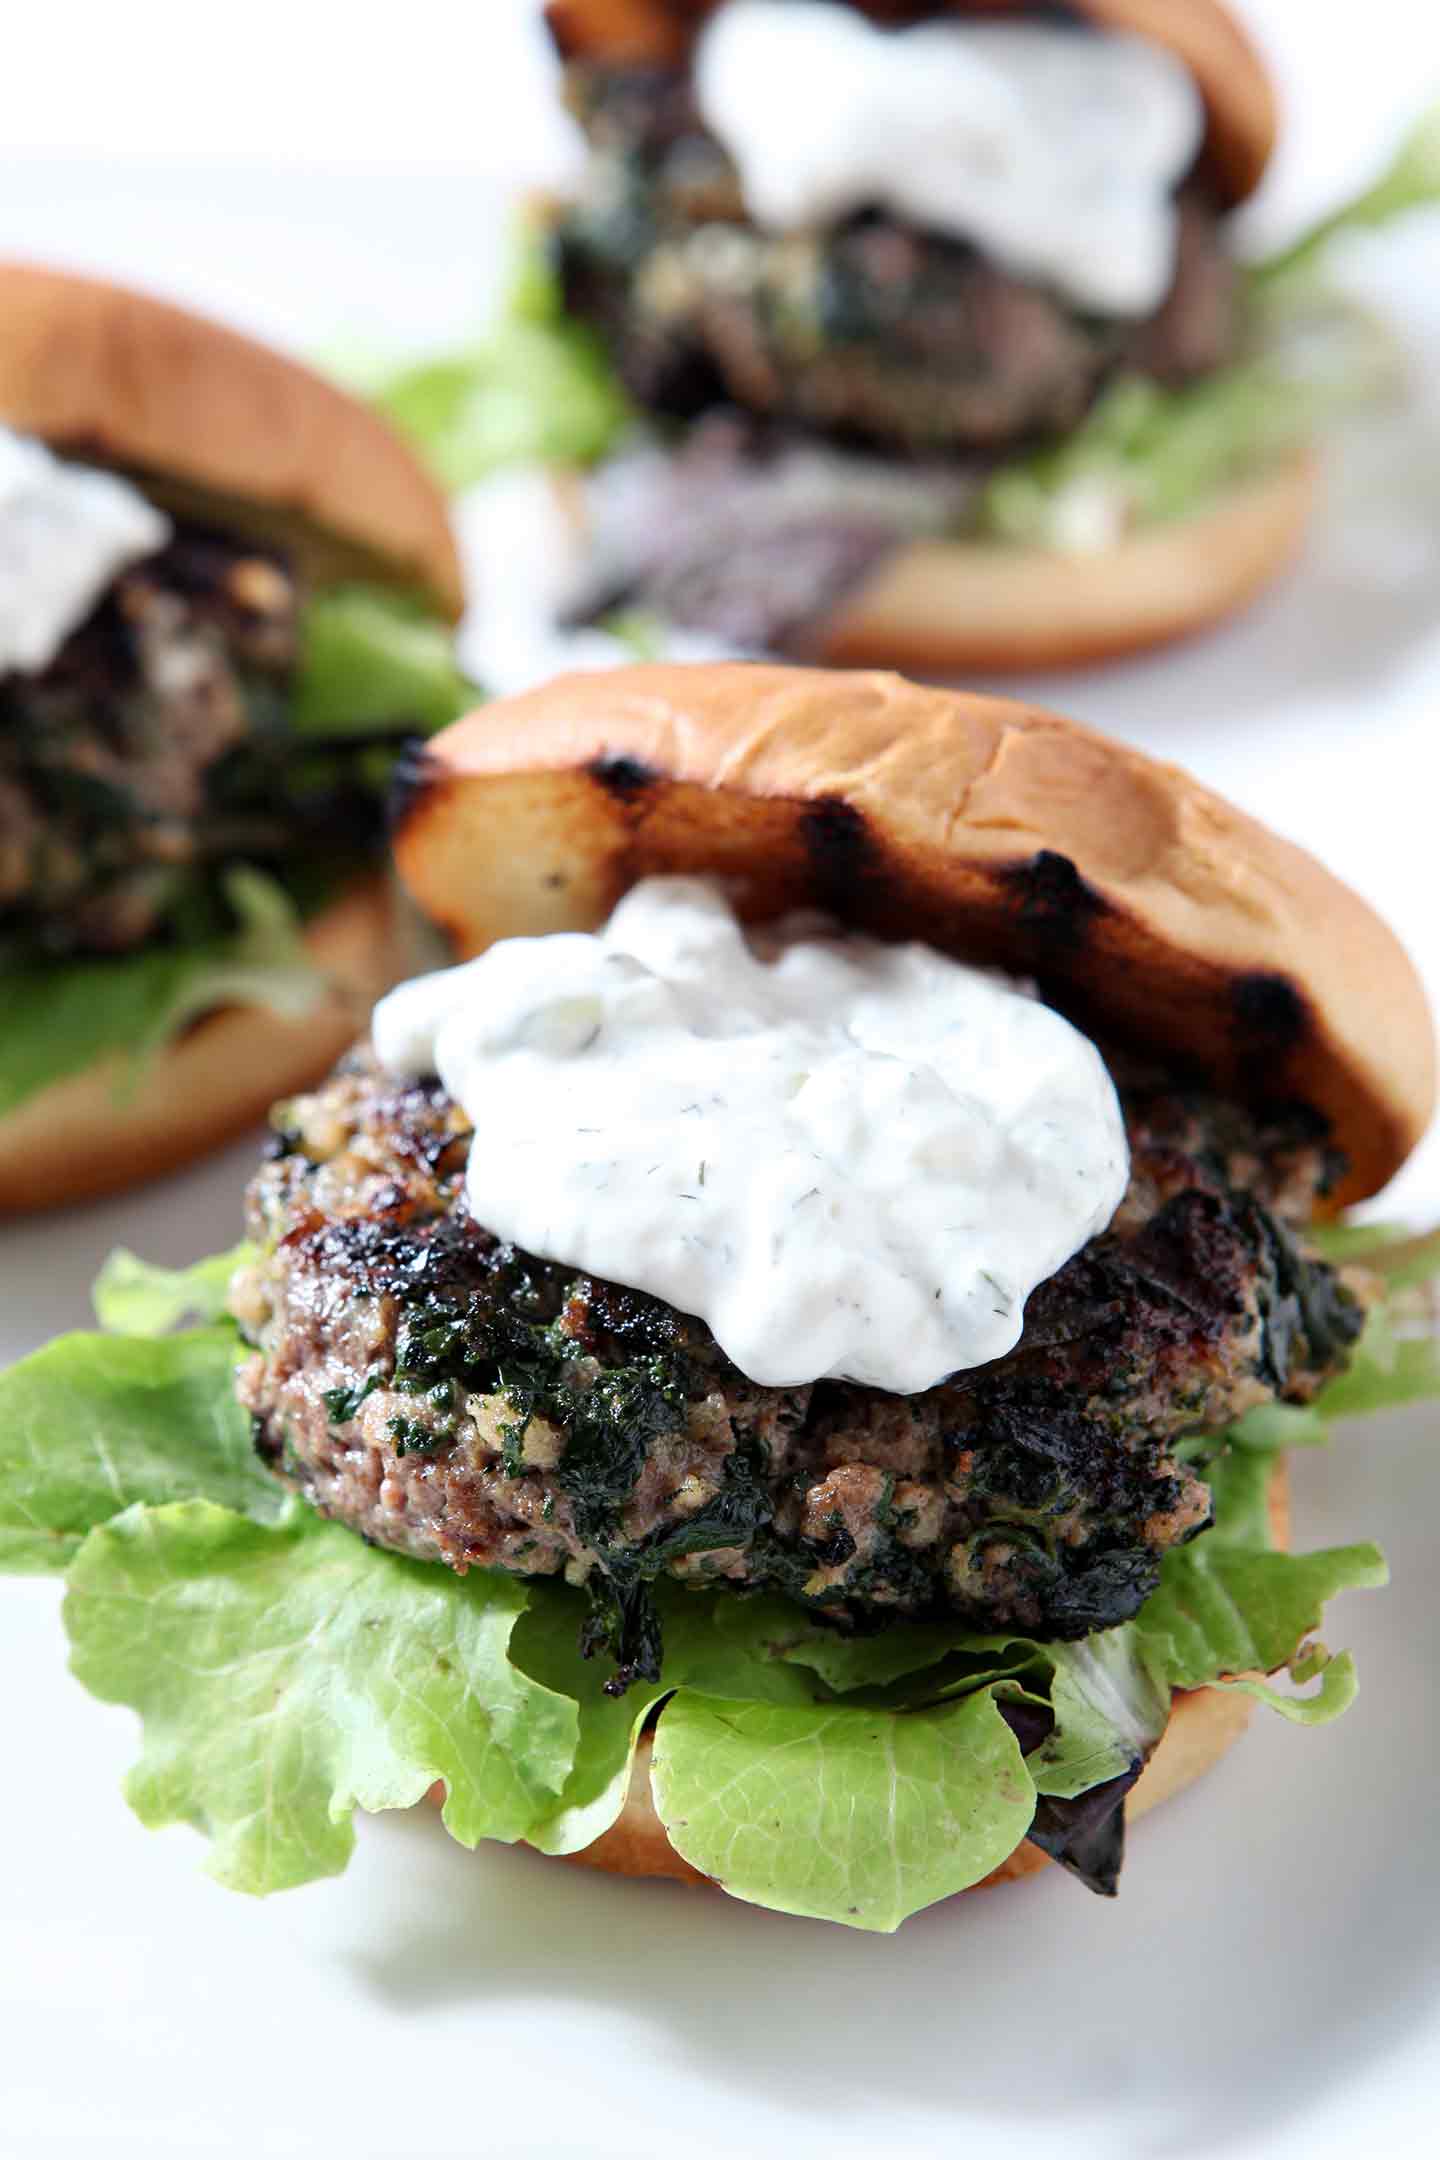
(3, 5), (1440, 2158)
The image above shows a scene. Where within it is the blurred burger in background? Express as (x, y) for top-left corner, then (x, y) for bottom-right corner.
(368, 2), (1440, 680)
(0, 266), (472, 1211)
(547, 0), (1292, 669)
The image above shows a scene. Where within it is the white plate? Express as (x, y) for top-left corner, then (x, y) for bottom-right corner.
(3, 99), (1440, 2160)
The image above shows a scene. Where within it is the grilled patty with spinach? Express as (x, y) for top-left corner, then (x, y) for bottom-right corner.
(4, 526), (408, 961)
(234, 1044), (1360, 1688)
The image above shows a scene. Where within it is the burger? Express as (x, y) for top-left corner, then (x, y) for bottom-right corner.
(369, 7), (1439, 679)
(3, 663), (1435, 1929)
(0, 264), (470, 1211)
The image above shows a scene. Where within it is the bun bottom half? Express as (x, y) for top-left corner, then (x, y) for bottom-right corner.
(814, 452), (1318, 674)
(0, 876), (413, 1213)
(426, 1470), (1288, 1911)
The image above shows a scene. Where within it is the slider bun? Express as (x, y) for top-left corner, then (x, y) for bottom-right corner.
(0, 261), (463, 617)
(393, 662), (1435, 1208)
(544, 0), (1276, 206)
(0, 879), (417, 1214)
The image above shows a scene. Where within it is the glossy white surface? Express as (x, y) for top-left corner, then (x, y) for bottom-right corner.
(2, 5), (1440, 2153)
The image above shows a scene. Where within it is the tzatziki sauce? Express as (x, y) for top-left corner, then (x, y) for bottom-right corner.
(373, 875), (1130, 1394)
(0, 425), (171, 678)
(694, 1), (1205, 317)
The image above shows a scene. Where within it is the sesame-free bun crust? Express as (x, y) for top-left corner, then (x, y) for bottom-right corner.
(545, 0), (1276, 206)
(814, 452), (1318, 673)
(0, 880), (417, 1214)
(394, 663), (1434, 1208)
(0, 262), (464, 618)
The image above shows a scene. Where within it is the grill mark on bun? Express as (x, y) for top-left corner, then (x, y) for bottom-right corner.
(588, 751), (662, 800)
(1231, 970), (1309, 1047)
(1231, 970), (1312, 1105)
(797, 795), (882, 914)
(998, 848), (1109, 951)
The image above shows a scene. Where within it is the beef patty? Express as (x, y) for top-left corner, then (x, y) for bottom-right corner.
(554, 59), (1239, 457)
(0, 525), (378, 958)
(234, 1044), (1361, 1686)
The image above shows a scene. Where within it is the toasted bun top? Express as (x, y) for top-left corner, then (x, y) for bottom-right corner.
(545, 1), (1276, 207)
(394, 664), (1434, 1207)
(0, 263), (464, 619)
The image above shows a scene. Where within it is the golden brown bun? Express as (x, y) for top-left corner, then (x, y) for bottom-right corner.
(394, 663), (1435, 1207)
(0, 262), (463, 618)
(815, 453), (1318, 673)
(0, 880), (417, 1215)
(425, 1472), (1289, 1902)
(545, 0), (1276, 206)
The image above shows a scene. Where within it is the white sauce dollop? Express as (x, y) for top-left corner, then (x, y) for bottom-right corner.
(694, 1), (1205, 317)
(373, 876), (1130, 1394)
(0, 425), (171, 677)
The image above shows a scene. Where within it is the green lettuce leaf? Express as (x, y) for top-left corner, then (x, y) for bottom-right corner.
(1108, 1437), (1386, 1725)
(294, 586), (475, 739)
(92, 1246), (254, 1337)
(1301, 1223), (1440, 1418)
(65, 1499), (577, 1895)
(1217, 1400), (1331, 1451)
(1133, 1532), (1387, 1699)
(511, 1580), (820, 1858)
(0, 1326), (283, 1574)
(715, 1595), (967, 1695)
(1029, 1631), (1172, 1799)
(1320, 1335), (1440, 1419)
(509, 1600), (670, 1859)
(359, 228), (632, 492)
(649, 1687), (1035, 1930)
(1218, 1651), (1362, 1727)
(1189, 1436), (1279, 1545)
(0, 869), (328, 1120)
